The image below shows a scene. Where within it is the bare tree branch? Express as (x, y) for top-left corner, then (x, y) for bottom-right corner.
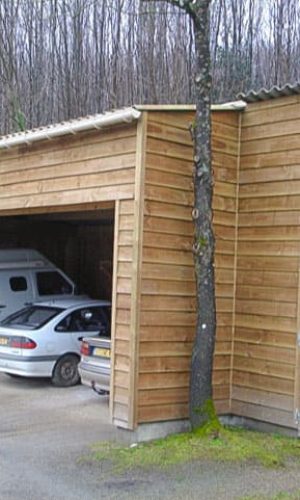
(141, 0), (199, 19)
(0, 0), (300, 134)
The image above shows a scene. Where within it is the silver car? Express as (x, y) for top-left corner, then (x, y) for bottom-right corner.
(79, 336), (111, 394)
(0, 299), (111, 387)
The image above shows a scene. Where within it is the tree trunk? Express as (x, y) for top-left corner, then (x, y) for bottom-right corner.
(189, 0), (216, 430)
(143, 0), (216, 430)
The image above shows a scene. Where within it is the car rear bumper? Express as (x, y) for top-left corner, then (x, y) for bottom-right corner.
(79, 362), (110, 392)
(0, 355), (57, 378)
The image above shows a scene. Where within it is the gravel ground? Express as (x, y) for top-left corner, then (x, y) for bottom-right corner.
(1, 373), (300, 500)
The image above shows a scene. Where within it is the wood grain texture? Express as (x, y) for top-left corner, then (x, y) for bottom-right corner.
(128, 113), (147, 429)
(0, 124), (138, 431)
(232, 97), (300, 429)
(231, 400), (296, 428)
(137, 109), (240, 424)
(110, 198), (136, 429)
(0, 125), (137, 212)
(3, 102), (299, 432)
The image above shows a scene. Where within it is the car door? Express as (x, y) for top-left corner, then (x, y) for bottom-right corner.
(0, 271), (33, 319)
(55, 306), (109, 353)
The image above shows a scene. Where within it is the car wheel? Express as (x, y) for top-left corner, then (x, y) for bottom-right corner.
(51, 354), (80, 387)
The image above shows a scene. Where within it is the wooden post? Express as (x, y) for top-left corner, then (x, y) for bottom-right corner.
(128, 113), (148, 428)
(109, 200), (120, 422)
(229, 111), (242, 412)
(294, 266), (300, 435)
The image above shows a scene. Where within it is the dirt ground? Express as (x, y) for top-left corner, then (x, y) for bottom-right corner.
(1, 373), (300, 500)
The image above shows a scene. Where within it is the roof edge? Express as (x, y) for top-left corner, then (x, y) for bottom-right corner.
(238, 82), (300, 103)
(134, 101), (247, 112)
(0, 107), (141, 150)
(0, 100), (247, 151)
(212, 100), (247, 111)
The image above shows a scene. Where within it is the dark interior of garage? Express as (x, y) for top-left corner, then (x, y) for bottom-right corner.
(0, 209), (114, 301)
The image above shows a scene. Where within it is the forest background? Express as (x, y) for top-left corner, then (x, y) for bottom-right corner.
(0, 0), (298, 134)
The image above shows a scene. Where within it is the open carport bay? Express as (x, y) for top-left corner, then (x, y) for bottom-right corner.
(0, 372), (116, 500)
(0, 372), (111, 437)
(0, 207), (114, 301)
(0, 208), (118, 500)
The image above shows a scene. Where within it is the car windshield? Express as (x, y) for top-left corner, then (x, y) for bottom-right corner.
(1, 306), (64, 329)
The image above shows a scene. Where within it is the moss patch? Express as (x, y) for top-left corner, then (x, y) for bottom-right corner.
(88, 426), (300, 473)
(192, 399), (221, 436)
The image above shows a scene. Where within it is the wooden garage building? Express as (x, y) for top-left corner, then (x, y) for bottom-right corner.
(0, 84), (299, 437)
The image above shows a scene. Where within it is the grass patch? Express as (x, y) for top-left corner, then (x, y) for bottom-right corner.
(240, 490), (300, 500)
(89, 426), (300, 473)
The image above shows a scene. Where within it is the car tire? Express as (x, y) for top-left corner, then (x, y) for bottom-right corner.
(51, 354), (80, 387)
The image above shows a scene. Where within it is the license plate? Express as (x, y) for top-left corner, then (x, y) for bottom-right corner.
(0, 337), (8, 346)
(94, 347), (110, 358)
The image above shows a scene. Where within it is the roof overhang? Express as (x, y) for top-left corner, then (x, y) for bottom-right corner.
(0, 107), (141, 150)
(135, 100), (247, 112)
(238, 82), (300, 103)
(0, 100), (246, 151)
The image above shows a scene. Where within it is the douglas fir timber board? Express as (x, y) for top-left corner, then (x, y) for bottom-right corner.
(232, 95), (300, 429)
(0, 122), (140, 430)
(136, 109), (240, 424)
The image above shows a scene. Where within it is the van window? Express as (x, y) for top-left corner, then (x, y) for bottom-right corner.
(36, 271), (72, 296)
(10, 277), (27, 292)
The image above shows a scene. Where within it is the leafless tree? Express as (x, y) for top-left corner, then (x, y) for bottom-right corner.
(143, 0), (216, 430)
(0, 0), (300, 135)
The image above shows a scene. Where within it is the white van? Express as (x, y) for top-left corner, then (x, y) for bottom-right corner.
(0, 249), (78, 320)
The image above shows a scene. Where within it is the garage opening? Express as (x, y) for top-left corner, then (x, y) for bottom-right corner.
(0, 206), (115, 302)
(0, 203), (117, 423)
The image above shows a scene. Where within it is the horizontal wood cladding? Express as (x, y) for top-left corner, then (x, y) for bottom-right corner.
(5, 105), (300, 432)
(231, 383), (297, 429)
(240, 180), (300, 199)
(0, 168), (136, 200)
(231, 401), (296, 429)
(241, 151), (300, 170)
(137, 398), (230, 423)
(0, 124), (139, 429)
(0, 125), (137, 170)
(233, 371), (294, 396)
(0, 124), (137, 212)
(232, 97), (300, 429)
(236, 299), (296, 318)
(137, 110), (240, 424)
(111, 199), (135, 428)
(232, 386), (294, 412)
(235, 327), (295, 349)
(241, 96), (300, 125)
(0, 185), (134, 212)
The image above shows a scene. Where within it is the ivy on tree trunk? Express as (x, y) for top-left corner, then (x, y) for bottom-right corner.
(143, 0), (216, 430)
